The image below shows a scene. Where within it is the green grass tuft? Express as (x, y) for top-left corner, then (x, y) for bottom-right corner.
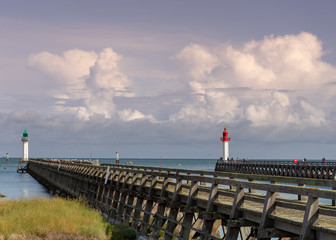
(0, 198), (110, 239)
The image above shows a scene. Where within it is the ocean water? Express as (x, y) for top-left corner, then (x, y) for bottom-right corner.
(0, 158), (51, 199)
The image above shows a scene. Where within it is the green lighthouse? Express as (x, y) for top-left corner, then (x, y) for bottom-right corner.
(21, 130), (30, 161)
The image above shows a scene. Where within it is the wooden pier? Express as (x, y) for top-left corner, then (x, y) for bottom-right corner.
(26, 158), (336, 240)
(215, 160), (336, 180)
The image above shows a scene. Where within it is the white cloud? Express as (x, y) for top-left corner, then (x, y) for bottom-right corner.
(172, 32), (336, 130)
(28, 49), (97, 99)
(293, 98), (326, 127)
(245, 92), (292, 127)
(169, 91), (240, 124)
(175, 44), (219, 81)
(29, 48), (133, 120)
(86, 48), (132, 97)
(226, 45), (276, 86)
(118, 109), (157, 123)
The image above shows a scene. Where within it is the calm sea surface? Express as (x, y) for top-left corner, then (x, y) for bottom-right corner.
(1, 157), (334, 200)
(0, 158), (51, 199)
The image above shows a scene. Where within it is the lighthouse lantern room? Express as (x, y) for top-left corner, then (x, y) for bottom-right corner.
(220, 128), (231, 161)
(21, 130), (30, 161)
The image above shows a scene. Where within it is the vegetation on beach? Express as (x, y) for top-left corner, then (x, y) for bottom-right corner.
(0, 197), (136, 239)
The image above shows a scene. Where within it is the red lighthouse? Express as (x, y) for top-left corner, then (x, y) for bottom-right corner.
(220, 128), (231, 161)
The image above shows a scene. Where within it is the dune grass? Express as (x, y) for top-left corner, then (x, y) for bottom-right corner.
(0, 198), (110, 239)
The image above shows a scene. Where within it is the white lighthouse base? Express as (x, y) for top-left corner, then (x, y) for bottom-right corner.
(223, 141), (229, 161)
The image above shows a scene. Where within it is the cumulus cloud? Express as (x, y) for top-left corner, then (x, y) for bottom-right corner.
(175, 44), (219, 82)
(29, 48), (133, 120)
(78, 48), (134, 120)
(245, 92), (292, 127)
(28, 49), (97, 99)
(169, 91), (240, 124)
(173, 32), (336, 130)
(86, 48), (132, 96)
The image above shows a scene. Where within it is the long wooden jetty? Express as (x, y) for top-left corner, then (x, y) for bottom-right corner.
(215, 160), (336, 180)
(26, 158), (336, 240)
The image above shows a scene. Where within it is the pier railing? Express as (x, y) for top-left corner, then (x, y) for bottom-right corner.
(27, 158), (336, 240)
(215, 160), (336, 180)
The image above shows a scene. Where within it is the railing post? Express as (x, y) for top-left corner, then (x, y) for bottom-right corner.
(179, 180), (198, 239)
(164, 177), (183, 240)
(116, 172), (132, 222)
(298, 183), (308, 201)
(248, 179), (257, 194)
(151, 174), (170, 239)
(123, 172), (138, 224)
(226, 184), (244, 239)
(139, 174), (157, 234)
(131, 172), (148, 229)
(110, 170), (125, 222)
(200, 183), (218, 240)
(332, 186), (336, 206)
(260, 191), (277, 228)
(300, 196), (319, 240)
(200, 173), (206, 185)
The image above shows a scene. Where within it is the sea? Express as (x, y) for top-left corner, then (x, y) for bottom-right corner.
(0, 157), (334, 200)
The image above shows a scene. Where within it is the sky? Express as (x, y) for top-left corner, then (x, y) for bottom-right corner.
(1, 1), (336, 160)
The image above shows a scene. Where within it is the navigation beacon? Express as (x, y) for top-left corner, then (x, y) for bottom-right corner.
(21, 130), (30, 161)
(220, 128), (231, 161)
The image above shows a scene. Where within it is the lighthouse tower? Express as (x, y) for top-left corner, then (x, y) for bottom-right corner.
(220, 128), (231, 161)
(21, 130), (30, 161)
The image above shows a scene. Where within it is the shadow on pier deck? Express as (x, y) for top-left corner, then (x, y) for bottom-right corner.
(26, 158), (336, 240)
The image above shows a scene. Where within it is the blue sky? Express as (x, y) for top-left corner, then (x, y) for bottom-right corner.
(1, 1), (336, 160)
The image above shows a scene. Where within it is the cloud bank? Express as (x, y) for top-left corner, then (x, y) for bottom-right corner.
(17, 32), (336, 157)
